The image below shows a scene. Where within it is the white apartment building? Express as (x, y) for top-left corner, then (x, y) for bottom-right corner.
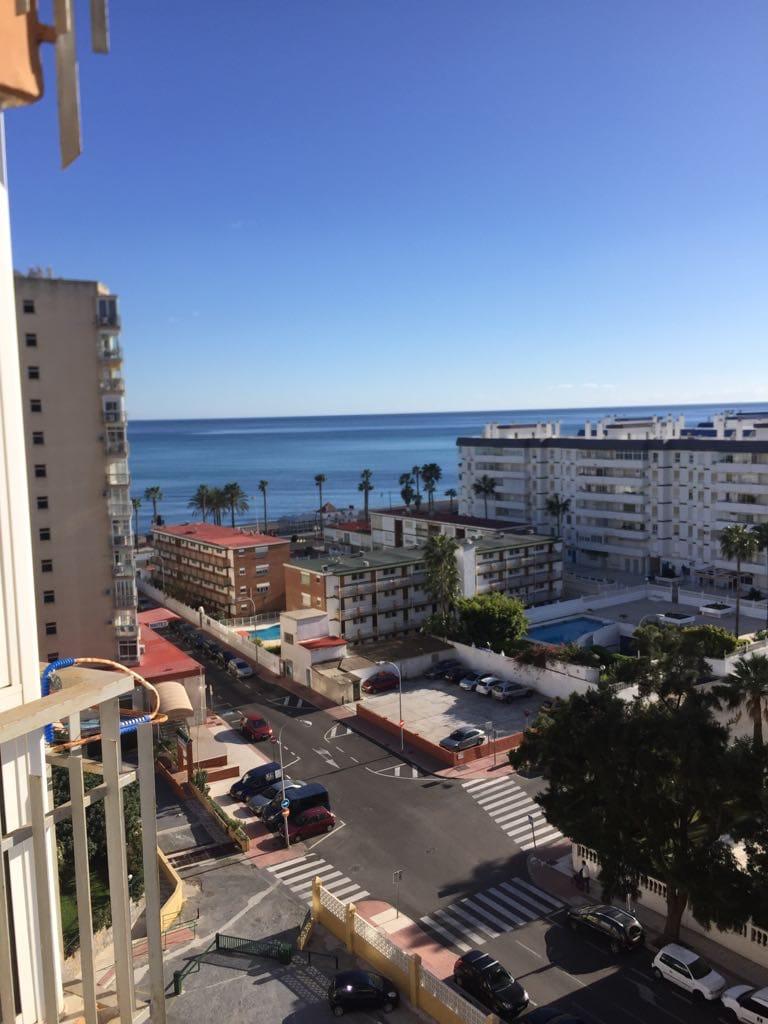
(14, 272), (139, 663)
(458, 412), (768, 587)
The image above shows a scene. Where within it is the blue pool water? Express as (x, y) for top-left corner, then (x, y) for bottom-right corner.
(249, 624), (281, 642)
(527, 616), (606, 645)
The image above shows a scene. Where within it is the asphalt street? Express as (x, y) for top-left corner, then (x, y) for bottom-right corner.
(165, 631), (739, 1024)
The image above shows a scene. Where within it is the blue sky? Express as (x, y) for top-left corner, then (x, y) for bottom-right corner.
(6, 1), (767, 419)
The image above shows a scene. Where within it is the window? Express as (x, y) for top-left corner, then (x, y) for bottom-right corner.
(34, 464), (46, 478)
(43, 590), (55, 603)
(301, 593), (311, 607)
(256, 582), (270, 593)
(255, 564), (269, 576)
(45, 622), (57, 636)
(36, 495), (49, 510)
(300, 571), (310, 586)
(237, 548), (245, 554)
(28, 365), (40, 380)
(238, 567), (246, 576)
(30, 398), (42, 413)
(239, 585), (247, 593)
(284, 632), (294, 644)
(39, 527), (51, 541)
(25, 332), (37, 347)
(32, 431), (44, 445)
(23, 298), (35, 313)
(41, 559), (53, 572)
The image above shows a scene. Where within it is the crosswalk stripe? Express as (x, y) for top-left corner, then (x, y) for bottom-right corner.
(436, 906), (488, 944)
(476, 786), (522, 806)
(520, 825), (561, 844)
(514, 878), (564, 909)
(464, 777), (564, 850)
(472, 891), (524, 926)
(495, 885), (544, 919)
(497, 883), (551, 917)
(464, 778), (507, 793)
(459, 897), (508, 934)
(271, 857), (325, 879)
(478, 792), (529, 813)
(495, 806), (535, 825)
(268, 855), (307, 872)
(328, 881), (366, 900)
(484, 887), (527, 924)
(320, 873), (351, 891)
(421, 916), (471, 953)
(505, 817), (545, 838)
(277, 863), (328, 884)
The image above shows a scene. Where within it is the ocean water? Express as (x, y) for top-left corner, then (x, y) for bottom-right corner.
(127, 403), (768, 533)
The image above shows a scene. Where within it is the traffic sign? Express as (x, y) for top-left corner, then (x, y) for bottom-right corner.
(281, 799), (290, 809)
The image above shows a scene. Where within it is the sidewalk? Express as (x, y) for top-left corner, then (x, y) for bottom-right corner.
(528, 847), (768, 989)
(355, 900), (457, 981)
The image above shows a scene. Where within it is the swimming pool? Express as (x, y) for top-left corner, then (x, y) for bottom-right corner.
(249, 624), (280, 642)
(527, 616), (606, 645)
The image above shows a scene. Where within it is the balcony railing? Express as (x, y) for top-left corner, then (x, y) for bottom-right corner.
(113, 614), (138, 635)
(106, 441), (128, 456)
(113, 561), (135, 578)
(107, 500), (132, 518)
(99, 377), (125, 393)
(98, 344), (123, 360)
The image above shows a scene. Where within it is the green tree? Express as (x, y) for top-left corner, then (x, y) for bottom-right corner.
(315, 474), (327, 538)
(720, 524), (761, 638)
(510, 690), (754, 942)
(454, 592), (528, 653)
(358, 469), (374, 522)
(632, 623), (711, 709)
(411, 465), (421, 499)
(399, 473), (415, 508)
(222, 482), (249, 528)
(207, 486), (226, 526)
(445, 488), (457, 514)
(472, 475), (498, 519)
(131, 496), (141, 548)
(144, 486), (163, 525)
(752, 523), (768, 628)
(713, 654), (768, 751)
(187, 484), (212, 522)
(545, 494), (571, 536)
(258, 480), (269, 532)
(421, 463), (442, 511)
(423, 535), (460, 622)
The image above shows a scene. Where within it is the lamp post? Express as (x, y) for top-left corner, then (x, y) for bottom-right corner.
(154, 552), (166, 591)
(528, 813), (537, 851)
(377, 660), (404, 751)
(272, 724), (290, 849)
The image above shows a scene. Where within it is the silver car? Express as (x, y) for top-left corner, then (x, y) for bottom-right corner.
(439, 727), (486, 751)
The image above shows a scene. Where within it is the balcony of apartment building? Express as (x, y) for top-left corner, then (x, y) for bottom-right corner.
(113, 579), (137, 609)
(97, 337), (122, 362)
(99, 373), (125, 394)
(713, 494), (768, 517)
(576, 487), (646, 503)
(106, 492), (133, 518)
(103, 402), (126, 426)
(113, 611), (138, 636)
(112, 555), (135, 578)
(177, 550), (230, 572)
(106, 464), (131, 488)
(577, 505), (645, 522)
(105, 427), (129, 457)
(337, 579), (376, 598)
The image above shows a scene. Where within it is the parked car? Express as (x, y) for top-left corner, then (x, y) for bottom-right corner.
(204, 641), (224, 660)
(247, 779), (306, 818)
(327, 970), (399, 1016)
(362, 672), (399, 694)
(453, 950), (529, 1020)
(492, 681), (534, 702)
(566, 904), (644, 953)
(459, 671), (483, 691)
(424, 659), (460, 679)
(475, 675), (502, 696)
(444, 665), (466, 683)
(239, 711), (272, 742)
(721, 984), (768, 1022)
(440, 727), (486, 751)
(264, 782), (330, 832)
(216, 649), (237, 668)
(190, 632), (206, 649)
(229, 761), (283, 801)
(286, 806), (336, 843)
(651, 943), (726, 1000)
(228, 657), (254, 679)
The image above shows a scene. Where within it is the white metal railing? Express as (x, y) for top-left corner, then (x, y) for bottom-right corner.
(319, 884), (345, 920)
(419, 970), (488, 1024)
(353, 914), (411, 974)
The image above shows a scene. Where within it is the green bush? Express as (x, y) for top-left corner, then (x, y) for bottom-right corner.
(681, 624), (738, 658)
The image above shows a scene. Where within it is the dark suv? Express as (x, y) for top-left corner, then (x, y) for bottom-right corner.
(566, 904), (644, 953)
(327, 970), (399, 1016)
(453, 950), (529, 1020)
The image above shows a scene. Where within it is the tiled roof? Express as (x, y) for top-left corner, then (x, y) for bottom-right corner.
(154, 522), (289, 550)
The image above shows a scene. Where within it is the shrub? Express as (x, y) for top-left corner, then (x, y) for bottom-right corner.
(681, 624), (738, 659)
(192, 767), (210, 795)
(755, 629), (768, 642)
(514, 643), (553, 668)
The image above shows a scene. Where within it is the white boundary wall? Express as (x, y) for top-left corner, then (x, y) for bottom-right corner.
(444, 639), (599, 698)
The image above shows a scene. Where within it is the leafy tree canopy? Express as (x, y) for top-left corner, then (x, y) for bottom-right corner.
(427, 591), (528, 653)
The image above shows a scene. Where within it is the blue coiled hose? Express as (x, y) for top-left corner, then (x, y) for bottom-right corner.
(41, 658), (151, 743)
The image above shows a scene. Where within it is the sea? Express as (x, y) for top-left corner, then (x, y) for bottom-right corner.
(128, 402), (768, 533)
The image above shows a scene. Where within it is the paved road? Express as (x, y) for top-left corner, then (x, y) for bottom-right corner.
(165, 632), (737, 1024)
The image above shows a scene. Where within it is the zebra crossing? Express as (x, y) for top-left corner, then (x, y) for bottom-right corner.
(419, 877), (563, 954)
(267, 854), (369, 905)
(462, 776), (564, 851)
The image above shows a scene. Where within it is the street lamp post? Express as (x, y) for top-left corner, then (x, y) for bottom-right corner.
(272, 724), (290, 849)
(377, 660), (404, 751)
(527, 813), (537, 851)
(393, 869), (403, 918)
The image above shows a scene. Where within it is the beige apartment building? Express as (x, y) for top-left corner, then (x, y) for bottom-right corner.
(15, 272), (138, 663)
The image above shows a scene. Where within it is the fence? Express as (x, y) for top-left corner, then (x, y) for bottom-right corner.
(221, 611), (279, 628)
(445, 638), (599, 700)
(311, 878), (499, 1024)
(574, 845), (768, 968)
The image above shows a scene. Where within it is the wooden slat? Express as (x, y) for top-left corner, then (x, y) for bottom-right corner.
(29, 746), (60, 1023)
(54, 6), (82, 168)
(0, 825), (17, 1022)
(90, 0), (110, 53)
(138, 723), (167, 1023)
(68, 712), (98, 1024)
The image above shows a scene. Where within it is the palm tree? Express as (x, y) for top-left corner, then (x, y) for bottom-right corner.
(424, 534), (460, 621)
(445, 488), (457, 514)
(421, 463), (442, 511)
(358, 469), (374, 522)
(222, 482), (249, 528)
(399, 473), (414, 507)
(720, 524), (761, 638)
(752, 523), (768, 628)
(144, 486), (163, 525)
(411, 465), (422, 499)
(188, 484), (212, 522)
(207, 486), (226, 526)
(472, 475), (498, 520)
(315, 474), (327, 538)
(714, 654), (768, 750)
(131, 497), (141, 548)
(545, 494), (571, 537)
(258, 480), (269, 532)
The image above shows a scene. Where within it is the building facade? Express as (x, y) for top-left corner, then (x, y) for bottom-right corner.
(152, 522), (290, 617)
(14, 272), (139, 664)
(458, 413), (768, 587)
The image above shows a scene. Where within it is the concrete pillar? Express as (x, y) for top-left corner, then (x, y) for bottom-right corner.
(137, 722), (167, 1024)
(311, 876), (321, 920)
(345, 902), (356, 953)
(408, 952), (421, 1005)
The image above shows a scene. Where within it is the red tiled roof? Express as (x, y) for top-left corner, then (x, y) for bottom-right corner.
(299, 636), (346, 650)
(139, 607), (180, 626)
(139, 625), (201, 682)
(154, 522), (289, 550)
(327, 520), (370, 534)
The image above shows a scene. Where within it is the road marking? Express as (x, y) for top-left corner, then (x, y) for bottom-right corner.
(299, 719), (313, 728)
(268, 853), (367, 905)
(350, 756), (359, 763)
(514, 940), (543, 960)
(313, 748), (340, 769)
(464, 777), (564, 850)
(305, 819), (346, 851)
(365, 763), (424, 780)
(324, 723), (353, 741)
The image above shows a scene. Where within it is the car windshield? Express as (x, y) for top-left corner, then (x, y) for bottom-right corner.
(249, 717), (266, 727)
(687, 957), (712, 980)
(451, 730), (467, 739)
(485, 965), (513, 991)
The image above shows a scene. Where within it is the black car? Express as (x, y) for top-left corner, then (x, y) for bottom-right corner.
(566, 904), (644, 953)
(525, 1011), (592, 1023)
(327, 970), (399, 1016)
(424, 659), (460, 679)
(444, 665), (466, 683)
(216, 649), (237, 668)
(453, 950), (529, 1020)
(229, 761), (283, 801)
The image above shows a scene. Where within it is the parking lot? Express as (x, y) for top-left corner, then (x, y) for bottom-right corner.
(361, 673), (545, 745)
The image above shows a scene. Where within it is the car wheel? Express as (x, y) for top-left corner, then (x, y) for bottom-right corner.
(692, 989), (704, 1002)
(651, 968), (662, 981)
(609, 939), (621, 954)
(325, 823), (334, 833)
(726, 1010), (739, 1022)
(454, 975), (462, 988)
(382, 1001), (395, 1013)
(290, 833), (299, 844)
(332, 1006), (344, 1018)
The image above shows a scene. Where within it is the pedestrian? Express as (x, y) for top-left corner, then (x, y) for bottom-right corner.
(581, 859), (591, 894)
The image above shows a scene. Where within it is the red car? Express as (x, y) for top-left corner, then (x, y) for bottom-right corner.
(240, 712), (273, 742)
(286, 806), (336, 844)
(362, 672), (399, 694)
